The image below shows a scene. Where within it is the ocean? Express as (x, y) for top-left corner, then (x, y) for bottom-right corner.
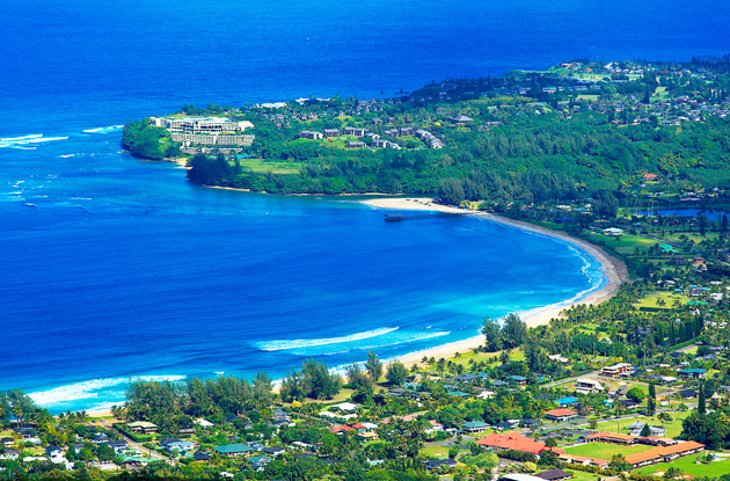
(1, 0), (728, 412)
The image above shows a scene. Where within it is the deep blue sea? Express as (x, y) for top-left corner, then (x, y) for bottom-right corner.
(1, 0), (728, 413)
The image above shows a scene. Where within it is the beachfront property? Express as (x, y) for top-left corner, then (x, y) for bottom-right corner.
(126, 421), (158, 434)
(150, 116), (255, 154)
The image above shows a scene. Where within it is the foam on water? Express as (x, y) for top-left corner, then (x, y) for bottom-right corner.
(0, 134), (70, 149)
(83, 125), (124, 134)
(257, 327), (399, 351)
(29, 375), (186, 408)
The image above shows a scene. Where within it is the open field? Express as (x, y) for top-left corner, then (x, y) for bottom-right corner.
(634, 291), (690, 309)
(635, 452), (730, 477)
(563, 442), (652, 460)
(595, 411), (690, 438)
(237, 158), (301, 174)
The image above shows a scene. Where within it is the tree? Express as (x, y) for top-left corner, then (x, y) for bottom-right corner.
(626, 386), (645, 403)
(502, 314), (527, 348)
(647, 382), (657, 415)
(365, 351), (383, 382)
(481, 318), (503, 352)
(345, 364), (372, 395)
(302, 360), (341, 400)
(640, 423), (651, 437)
(386, 362), (409, 386)
(698, 384), (707, 415)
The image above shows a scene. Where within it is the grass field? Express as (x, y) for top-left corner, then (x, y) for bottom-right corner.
(595, 411), (689, 438)
(634, 291), (690, 309)
(563, 442), (652, 460)
(565, 470), (600, 481)
(584, 231), (657, 256)
(237, 158), (301, 174)
(635, 452), (730, 477)
(421, 444), (450, 458)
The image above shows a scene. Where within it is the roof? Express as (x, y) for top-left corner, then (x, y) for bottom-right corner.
(500, 474), (549, 481)
(587, 431), (634, 442)
(215, 443), (256, 454)
(624, 441), (704, 465)
(462, 421), (489, 429)
(127, 421), (157, 429)
(450, 115), (474, 122)
(545, 408), (577, 417)
(476, 431), (555, 455)
(536, 469), (572, 480)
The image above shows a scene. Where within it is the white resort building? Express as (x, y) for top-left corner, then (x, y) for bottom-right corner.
(150, 116), (255, 155)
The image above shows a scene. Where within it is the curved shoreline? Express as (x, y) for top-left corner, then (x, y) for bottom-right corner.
(360, 197), (629, 367)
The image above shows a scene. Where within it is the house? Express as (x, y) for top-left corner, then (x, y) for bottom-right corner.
(602, 227), (624, 237)
(323, 128), (341, 138)
(544, 409), (577, 422)
(555, 397), (579, 407)
(160, 438), (195, 453)
(536, 469), (572, 481)
(345, 140), (365, 149)
(643, 173), (658, 181)
(0, 438), (14, 447)
(476, 431), (557, 456)
(619, 399), (640, 410)
(495, 420), (519, 431)
(449, 114), (475, 125)
(194, 418), (215, 428)
(461, 421), (490, 433)
(628, 423), (665, 437)
(679, 389), (698, 400)
(332, 402), (358, 412)
(623, 441), (704, 468)
(558, 453), (608, 469)
(193, 452), (212, 461)
(46, 445), (64, 463)
(343, 126), (367, 137)
(372, 139), (388, 148)
(678, 368), (707, 379)
(424, 458), (458, 471)
(108, 440), (129, 454)
(91, 432), (110, 444)
(0, 449), (20, 461)
(425, 420), (444, 434)
(508, 375), (528, 386)
(249, 455), (271, 470)
(299, 130), (323, 140)
(127, 421), (158, 434)
(599, 363), (634, 378)
(575, 379), (603, 394)
(500, 475), (548, 481)
(215, 443), (257, 457)
(586, 431), (635, 444)
(261, 446), (285, 457)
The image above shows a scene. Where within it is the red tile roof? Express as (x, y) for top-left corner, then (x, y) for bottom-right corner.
(624, 441), (705, 466)
(476, 431), (560, 455)
(544, 408), (577, 418)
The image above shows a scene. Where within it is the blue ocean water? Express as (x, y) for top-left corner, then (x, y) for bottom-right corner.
(1, 0), (728, 412)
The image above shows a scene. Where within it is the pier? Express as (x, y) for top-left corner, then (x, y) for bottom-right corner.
(384, 211), (477, 222)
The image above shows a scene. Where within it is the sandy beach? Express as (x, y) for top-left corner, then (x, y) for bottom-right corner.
(361, 197), (628, 368)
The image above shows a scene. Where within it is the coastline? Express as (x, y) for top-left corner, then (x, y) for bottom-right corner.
(361, 197), (628, 369)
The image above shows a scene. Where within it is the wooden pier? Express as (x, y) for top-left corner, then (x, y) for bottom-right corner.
(384, 211), (475, 222)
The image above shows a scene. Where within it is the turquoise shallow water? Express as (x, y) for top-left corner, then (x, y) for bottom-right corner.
(0, 0), (727, 412)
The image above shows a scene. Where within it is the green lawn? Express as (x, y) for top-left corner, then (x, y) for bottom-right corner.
(237, 158), (301, 174)
(421, 444), (450, 458)
(634, 291), (689, 310)
(583, 232), (657, 256)
(595, 411), (689, 438)
(564, 442), (652, 461)
(565, 470), (600, 481)
(635, 453), (730, 477)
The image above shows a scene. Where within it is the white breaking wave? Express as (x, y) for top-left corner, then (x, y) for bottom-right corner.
(257, 327), (399, 351)
(29, 374), (186, 407)
(83, 125), (123, 134)
(0, 134), (69, 149)
(59, 154), (76, 158)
